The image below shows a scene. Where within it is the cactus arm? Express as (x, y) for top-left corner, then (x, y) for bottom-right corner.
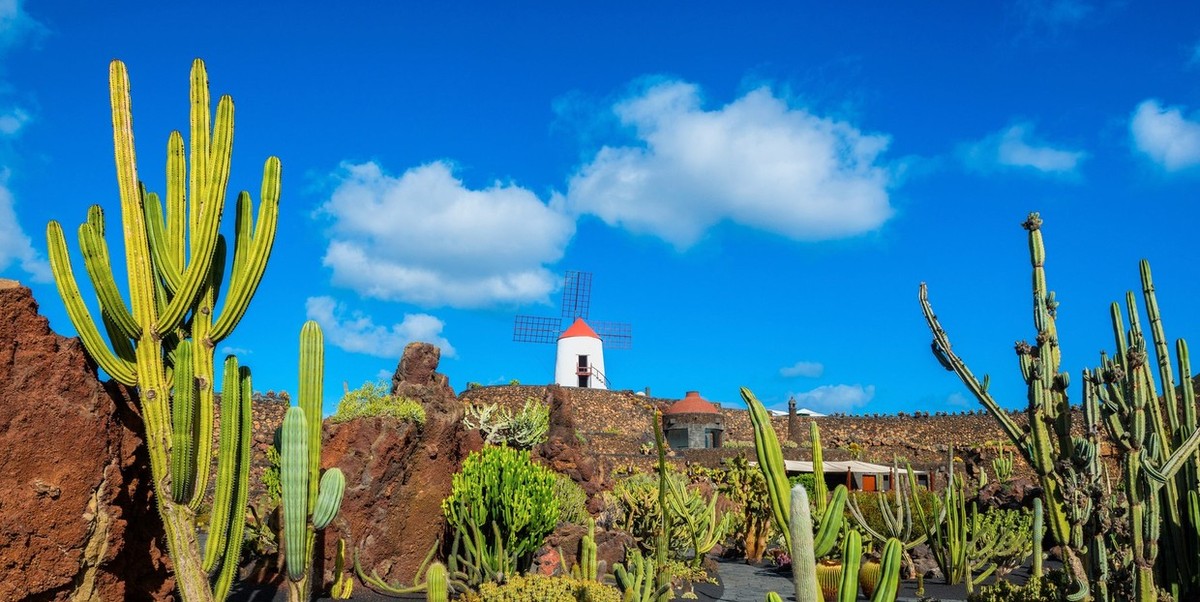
(46, 221), (137, 384)
(77, 215), (139, 339)
(169, 340), (197, 503)
(312, 468), (346, 529)
(153, 181), (223, 334)
(871, 538), (903, 602)
(837, 529), (862, 602)
(165, 129), (186, 280)
(742, 387), (793, 549)
(280, 406), (311, 582)
(813, 485), (847, 558)
(143, 188), (180, 295)
(299, 321), (324, 507)
(211, 363), (252, 602)
(811, 422), (828, 517)
(210, 158), (280, 341)
(203, 355), (242, 570)
(1033, 497), (1044, 579)
(919, 284), (1028, 451)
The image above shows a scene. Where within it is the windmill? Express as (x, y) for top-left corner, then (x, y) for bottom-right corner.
(513, 271), (632, 389)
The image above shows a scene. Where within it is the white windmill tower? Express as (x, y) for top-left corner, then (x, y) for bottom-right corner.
(513, 271), (632, 389)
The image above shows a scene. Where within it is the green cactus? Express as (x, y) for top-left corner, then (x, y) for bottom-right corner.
(921, 213), (1200, 601)
(280, 322), (345, 602)
(846, 456), (928, 578)
(992, 444), (1015, 484)
(765, 593), (784, 602)
(330, 538), (353, 600)
(614, 549), (670, 602)
(45, 59), (277, 602)
(784, 484), (903, 602)
(425, 562), (448, 602)
(443, 445), (559, 587)
(742, 388), (845, 558)
(574, 517), (599, 581)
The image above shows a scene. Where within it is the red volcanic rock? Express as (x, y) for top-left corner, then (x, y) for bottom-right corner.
(319, 342), (481, 590)
(0, 280), (172, 601)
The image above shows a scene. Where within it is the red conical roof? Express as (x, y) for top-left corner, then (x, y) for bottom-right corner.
(664, 391), (721, 415)
(559, 317), (600, 340)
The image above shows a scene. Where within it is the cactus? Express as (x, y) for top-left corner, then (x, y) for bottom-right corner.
(442, 445), (559, 587)
(742, 388), (845, 558)
(846, 455), (927, 577)
(330, 538), (353, 600)
(789, 485), (820, 602)
(992, 444), (1015, 484)
(425, 562), (448, 602)
(920, 213), (1200, 600)
(614, 549), (670, 602)
(44, 59), (278, 602)
(572, 517), (599, 581)
(664, 458), (733, 569)
(870, 538), (903, 602)
(651, 411), (672, 602)
(765, 593), (784, 602)
(1032, 497), (1044, 580)
(281, 322), (345, 602)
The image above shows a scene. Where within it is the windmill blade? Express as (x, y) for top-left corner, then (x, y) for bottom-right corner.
(513, 315), (562, 344)
(561, 270), (593, 320)
(592, 320), (632, 350)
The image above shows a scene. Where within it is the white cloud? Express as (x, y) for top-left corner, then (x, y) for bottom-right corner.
(219, 346), (252, 357)
(557, 81), (894, 249)
(963, 123), (1086, 175)
(317, 161), (574, 308)
(1130, 100), (1200, 171)
(790, 384), (875, 414)
(779, 361), (824, 378)
(305, 296), (455, 359)
(0, 107), (28, 136)
(0, 171), (49, 282)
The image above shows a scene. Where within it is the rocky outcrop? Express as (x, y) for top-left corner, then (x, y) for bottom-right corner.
(320, 342), (481, 589)
(535, 385), (609, 512)
(0, 280), (172, 601)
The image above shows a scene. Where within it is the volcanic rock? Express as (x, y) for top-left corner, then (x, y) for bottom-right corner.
(0, 280), (172, 601)
(320, 342), (481, 590)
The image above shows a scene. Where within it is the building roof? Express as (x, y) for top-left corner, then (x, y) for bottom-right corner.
(754, 459), (928, 476)
(664, 391), (721, 415)
(559, 317), (600, 340)
(767, 408), (827, 417)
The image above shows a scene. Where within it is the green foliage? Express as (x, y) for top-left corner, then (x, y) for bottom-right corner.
(787, 473), (818, 494)
(467, 381), (483, 390)
(715, 455), (773, 561)
(329, 380), (426, 425)
(554, 473), (590, 526)
(966, 568), (1071, 602)
(610, 470), (690, 555)
(721, 439), (754, 449)
(443, 446), (559, 586)
(464, 574), (621, 602)
(464, 398), (551, 448)
(262, 445), (282, 503)
(508, 379), (521, 386)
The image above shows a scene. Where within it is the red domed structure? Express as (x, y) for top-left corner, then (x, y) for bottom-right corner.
(662, 391), (725, 449)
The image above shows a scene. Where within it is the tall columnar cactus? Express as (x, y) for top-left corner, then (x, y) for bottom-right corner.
(45, 59), (278, 602)
(573, 517), (600, 581)
(281, 322), (346, 602)
(742, 388), (845, 557)
(614, 549), (670, 602)
(1084, 261), (1200, 602)
(789, 485), (819, 602)
(920, 213), (1111, 600)
(1032, 497), (1044, 580)
(652, 411), (673, 602)
(921, 212), (1200, 600)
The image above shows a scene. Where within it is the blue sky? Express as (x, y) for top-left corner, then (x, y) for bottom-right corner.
(3, 2), (1200, 416)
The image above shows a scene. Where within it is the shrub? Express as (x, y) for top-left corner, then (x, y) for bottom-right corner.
(442, 446), (559, 579)
(721, 439), (754, 449)
(554, 473), (590, 526)
(463, 574), (620, 602)
(788, 473), (818, 493)
(329, 380), (425, 425)
(463, 397), (550, 448)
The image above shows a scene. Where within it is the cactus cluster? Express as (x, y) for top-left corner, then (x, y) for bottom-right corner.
(743, 388), (902, 601)
(920, 212), (1200, 601)
(46, 59), (278, 602)
(846, 456), (927, 578)
(442, 445), (560, 587)
(279, 322), (346, 602)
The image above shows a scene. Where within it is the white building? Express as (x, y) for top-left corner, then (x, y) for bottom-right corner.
(554, 317), (608, 389)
